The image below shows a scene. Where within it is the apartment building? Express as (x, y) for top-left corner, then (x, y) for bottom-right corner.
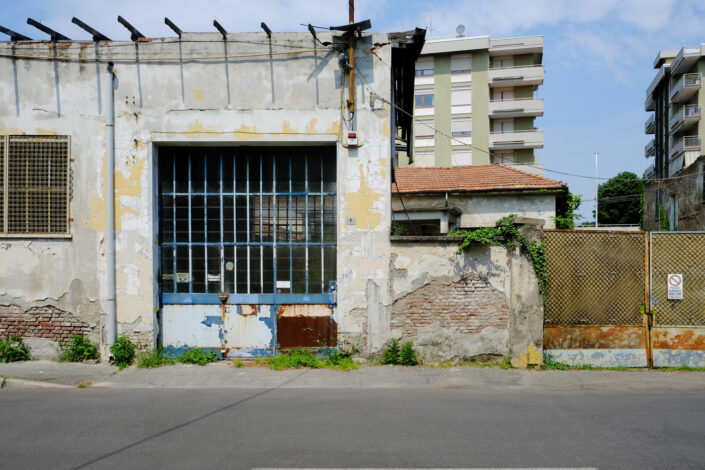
(402, 34), (544, 173)
(643, 45), (705, 231)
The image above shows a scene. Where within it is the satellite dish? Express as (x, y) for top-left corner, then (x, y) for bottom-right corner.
(456, 24), (465, 36)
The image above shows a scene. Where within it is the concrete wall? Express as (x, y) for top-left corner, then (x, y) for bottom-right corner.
(392, 192), (558, 229)
(0, 32), (394, 356)
(471, 51), (490, 164)
(389, 233), (544, 366)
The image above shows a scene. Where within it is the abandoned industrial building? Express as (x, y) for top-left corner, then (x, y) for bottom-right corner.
(0, 19), (549, 365)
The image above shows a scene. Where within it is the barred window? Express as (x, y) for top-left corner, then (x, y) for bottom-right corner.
(1, 135), (70, 236)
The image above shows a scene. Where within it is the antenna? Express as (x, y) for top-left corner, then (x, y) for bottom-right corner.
(456, 24), (465, 37)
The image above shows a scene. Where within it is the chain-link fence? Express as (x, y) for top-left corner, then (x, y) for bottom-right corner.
(544, 230), (646, 325)
(651, 232), (705, 326)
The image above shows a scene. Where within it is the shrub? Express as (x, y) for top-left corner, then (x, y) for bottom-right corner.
(59, 334), (100, 362)
(399, 341), (418, 366)
(177, 348), (219, 366)
(268, 348), (319, 370)
(0, 336), (31, 363)
(136, 348), (176, 368)
(110, 336), (136, 369)
(382, 338), (401, 365)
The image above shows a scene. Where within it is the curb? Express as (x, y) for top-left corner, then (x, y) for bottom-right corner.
(1, 376), (75, 389)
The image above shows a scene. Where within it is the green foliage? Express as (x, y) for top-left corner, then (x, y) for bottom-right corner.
(0, 336), (31, 363)
(540, 353), (572, 370)
(555, 191), (582, 229)
(659, 204), (669, 231)
(177, 348), (219, 366)
(136, 348), (176, 368)
(594, 171), (644, 225)
(59, 334), (100, 362)
(399, 342), (418, 366)
(382, 338), (401, 365)
(110, 336), (136, 369)
(265, 348), (360, 371)
(232, 359), (244, 368)
(391, 221), (407, 236)
(451, 215), (547, 295)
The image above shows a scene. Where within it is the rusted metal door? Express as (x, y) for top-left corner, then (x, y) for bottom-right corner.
(158, 146), (337, 357)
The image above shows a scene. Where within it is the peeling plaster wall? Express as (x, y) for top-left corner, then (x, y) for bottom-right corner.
(0, 33), (394, 352)
(389, 238), (544, 366)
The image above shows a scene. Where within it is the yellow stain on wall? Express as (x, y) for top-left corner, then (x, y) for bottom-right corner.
(327, 121), (341, 138)
(233, 124), (262, 140)
(282, 120), (295, 135)
(184, 119), (222, 136)
(512, 343), (543, 368)
(194, 89), (204, 100)
(35, 128), (58, 135)
(307, 118), (318, 134)
(382, 121), (390, 138)
(344, 164), (383, 230)
(123, 113), (132, 122)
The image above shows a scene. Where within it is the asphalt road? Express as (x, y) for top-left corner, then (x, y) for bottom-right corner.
(1, 387), (704, 470)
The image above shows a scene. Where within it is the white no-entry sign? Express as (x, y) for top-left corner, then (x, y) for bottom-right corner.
(668, 273), (683, 300)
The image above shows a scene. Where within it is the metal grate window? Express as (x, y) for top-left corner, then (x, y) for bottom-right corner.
(159, 147), (336, 297)
(1, 135), (70, 236)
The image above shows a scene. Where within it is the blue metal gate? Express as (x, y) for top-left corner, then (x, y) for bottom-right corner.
(158, 146), (337, 357)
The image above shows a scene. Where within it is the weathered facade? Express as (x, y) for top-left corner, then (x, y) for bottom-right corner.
(0, 30), (425, 357)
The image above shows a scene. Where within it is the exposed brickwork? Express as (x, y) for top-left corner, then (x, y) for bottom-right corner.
(391, 275), (509, 339)
(0, 305), (92, 343)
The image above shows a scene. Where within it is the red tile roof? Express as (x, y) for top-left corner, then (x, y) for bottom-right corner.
(392, 165), (566, 194)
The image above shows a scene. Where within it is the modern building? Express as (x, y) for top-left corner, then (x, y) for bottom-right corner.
(401, 33), (544, 174)
(644, 45), (705, 231)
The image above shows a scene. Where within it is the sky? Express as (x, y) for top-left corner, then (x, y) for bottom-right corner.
(2, 0), (705, 222)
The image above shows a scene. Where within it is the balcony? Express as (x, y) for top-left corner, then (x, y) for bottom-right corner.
(670, 104), (701, 133)
(670, 73), (701, 103)
(645, 93), (655, 112)
(489, 36), (543, 56)
(489, 98), (544, 118)
(644, 164), (655, 180)
(488, 65), (544, 87)
(489, 129), (544, 150)
(670, 135), (701, 157)
(645, 113), (656, 134)
(645, 138), (655, 158)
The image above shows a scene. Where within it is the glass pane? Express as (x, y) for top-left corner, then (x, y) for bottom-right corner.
(222, 153), (233, 193)
(323, 246), (336, 293)
(174, 196), (189, 243)
(291, 196), (306, 242)
(323, 158), (336, 193)
(250, 196), (261, 243)
(159, 151), (173, 194)
(224, 246), (235, 293)
(207, 245), (221, 293)
(275, 154), (289, 193)
(250, 246), (262, 294)
(174, 152), (189, 193)
(291, 152), (306, 193)
(261, 196), (274, 242)
(160, 195), (174, 243)
(276, 245), (291, 293)
(191, 196), (205, 243)
(308, 151), (322, 193)
(236, 246), (248, 294)
(235, 154), (247, 193)
(206, 153), (220, 193)
(191, 245), (206, 293)
(292, 246), (306, 293)
(190, 153), (204, 193)
(223, 196), (234, 243)
(261, 155), (273, 193)
(249, 154), (261, 192)
(308, 196), (322, 243)
(175, 245), (190, 293)
(323, 196), (336, 243)
(309, 246), (323, 294)
(276, 196), (289, 242)
(207, 196), (221, 242)
(160, 246), (175, 293)
(262, 246), (274, 293)
(235, 196), (248, 242)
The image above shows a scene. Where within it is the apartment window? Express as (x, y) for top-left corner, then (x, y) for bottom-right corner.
(451, 150), (472, 166)
(493, 152), (515, 166)
(451, 54), (472, 74)
(415, 58), (434, 77)
(451, 118), (472, 137)
(413, 120), (435, 140)
(0, 135), (70, 236)
(415, 93), (434, 108)
(451, 87), (471, 107)
(415, 69), (434, 76)
(492, 56), (514, 68)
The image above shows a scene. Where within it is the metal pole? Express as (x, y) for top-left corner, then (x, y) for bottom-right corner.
(106, 62), (117, 348)
(347, 0), (355, 114)
(595, 152), (599, 228)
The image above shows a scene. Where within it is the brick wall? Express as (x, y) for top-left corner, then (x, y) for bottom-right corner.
(0, 305), (92, 343)
(391, 275), (510, 339)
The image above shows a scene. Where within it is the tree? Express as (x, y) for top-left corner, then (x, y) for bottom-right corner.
(594, 172), (644, 225)
(555, 191), (582, 229)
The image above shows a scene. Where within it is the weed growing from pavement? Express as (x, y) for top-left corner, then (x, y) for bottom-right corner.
(58, 334), (100, 362)
(232, 359), (244, 368)
(426, 356), (513, 369)
(110, 336), (136, 370)
(136, 348), (176, 368)
(0, 336), (31, 363)
(260, 348), (360, 371)
(381, 339), (419, 366)
(538, 353), (705, 371)
(177, 348), (219, 366)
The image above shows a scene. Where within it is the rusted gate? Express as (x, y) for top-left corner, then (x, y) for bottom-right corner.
(544, 230), (705, 368)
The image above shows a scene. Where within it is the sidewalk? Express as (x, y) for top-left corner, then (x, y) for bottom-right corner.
(3, 360), (705, 391)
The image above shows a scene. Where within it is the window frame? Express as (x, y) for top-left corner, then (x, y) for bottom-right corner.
(0, 134), (72, 239)
(415, 93), (434, 108)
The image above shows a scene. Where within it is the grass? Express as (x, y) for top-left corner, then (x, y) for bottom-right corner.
(245, 348), (360, 371)
(176, 348), (219, 366)
(425, 356), (514, 369)
(136, 348), (176, 368)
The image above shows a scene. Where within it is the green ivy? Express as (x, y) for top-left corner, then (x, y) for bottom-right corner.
(450, 215), (547, 295)
(658, 203), (669, 231)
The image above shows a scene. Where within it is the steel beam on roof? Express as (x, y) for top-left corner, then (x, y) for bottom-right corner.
(0, 25), (31, 41)
(27, 18), (69, 41)
(117, 16), (145, 41)
(71, 17), (111, 42)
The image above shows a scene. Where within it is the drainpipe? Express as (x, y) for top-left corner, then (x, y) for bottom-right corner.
(106, 62), (117, 348)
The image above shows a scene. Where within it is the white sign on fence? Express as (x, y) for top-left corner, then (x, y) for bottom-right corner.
(668, 273), (683, 300)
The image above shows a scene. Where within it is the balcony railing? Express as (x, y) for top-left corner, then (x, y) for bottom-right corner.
(645, 138), (655, 158)
(488, 65), (544, 87)
(489, 98), (544, 118)
(489, 129), (544, 149)
(670, 73), (701, 103)
(670, 104), (701, 133)
(671, 135), (701, 157)
(645, 113), (656, 134)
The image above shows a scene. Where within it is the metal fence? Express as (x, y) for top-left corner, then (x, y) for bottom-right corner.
(651, 232), (705, 326)
(544, 230), (646, 325)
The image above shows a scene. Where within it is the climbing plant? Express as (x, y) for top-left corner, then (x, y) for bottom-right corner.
(450, 215), (547, 295)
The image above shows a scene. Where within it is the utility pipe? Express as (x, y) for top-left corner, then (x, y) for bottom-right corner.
(106, 62), (117, 347)
(348, 0), (355, 113)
